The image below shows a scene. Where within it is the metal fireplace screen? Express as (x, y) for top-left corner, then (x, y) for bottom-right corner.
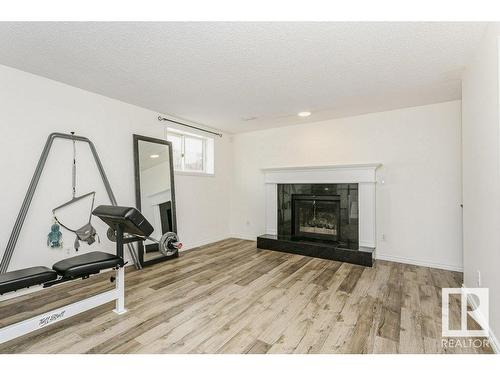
(292, 194), (341, 241)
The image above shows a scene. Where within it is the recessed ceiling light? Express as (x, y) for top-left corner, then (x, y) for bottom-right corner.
(242, 116), (258, 121)
(298, 111), (311, 117)
(150, 154), (160, 159)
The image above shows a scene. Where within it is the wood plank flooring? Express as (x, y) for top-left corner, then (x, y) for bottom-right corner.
(0, 239), (493, 354)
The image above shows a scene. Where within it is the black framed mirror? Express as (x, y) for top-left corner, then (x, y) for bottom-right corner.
(133, 134), (178, 267)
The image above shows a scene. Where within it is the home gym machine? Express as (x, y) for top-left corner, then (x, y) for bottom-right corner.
(0, 205), (155, 345)
(0, 132), (141, 273)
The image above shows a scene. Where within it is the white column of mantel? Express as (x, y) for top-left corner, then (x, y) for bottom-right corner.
(358, 182), (377, 248)
(265, 183), (278, 235)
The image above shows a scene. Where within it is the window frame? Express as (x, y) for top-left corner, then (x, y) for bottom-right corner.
(167, 129), (213, 176)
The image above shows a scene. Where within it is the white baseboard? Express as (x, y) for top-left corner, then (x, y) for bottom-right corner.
(485, 322), (499, 354)
(376, 253), (463, 272)
(180, 235), (231, 252)
(227, 238), (463, 272)
(465, 284), (500, 354)
(359, 240), (376, 248)
(230, 233), (257, 241)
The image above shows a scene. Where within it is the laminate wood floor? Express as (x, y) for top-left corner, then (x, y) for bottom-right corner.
(0, 239), (493, 354)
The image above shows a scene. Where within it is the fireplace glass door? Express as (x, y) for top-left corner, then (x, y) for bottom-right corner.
(292, 194), (341, 241)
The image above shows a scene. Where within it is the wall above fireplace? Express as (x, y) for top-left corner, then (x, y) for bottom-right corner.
(262, 163), (381, 249)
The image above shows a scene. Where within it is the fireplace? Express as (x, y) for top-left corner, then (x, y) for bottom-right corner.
(292, 194), (340, 241)
(257, 182), (373, 267)
(277, 183), (359, 245)
(257, 164), (379, 267)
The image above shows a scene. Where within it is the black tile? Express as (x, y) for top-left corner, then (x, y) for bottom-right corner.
(257, 234), (373, 267)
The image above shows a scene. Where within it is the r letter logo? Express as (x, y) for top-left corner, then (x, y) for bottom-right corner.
(442, 288), (489, 337)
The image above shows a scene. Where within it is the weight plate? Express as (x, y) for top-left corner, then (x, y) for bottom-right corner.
(159, 232), (179, 256)
(107, 227), (117, 242)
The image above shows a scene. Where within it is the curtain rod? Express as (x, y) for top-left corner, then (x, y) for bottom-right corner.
(157, 115), (223, 137)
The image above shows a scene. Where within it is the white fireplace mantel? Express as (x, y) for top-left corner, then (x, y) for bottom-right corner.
(262, 163), (381, 249)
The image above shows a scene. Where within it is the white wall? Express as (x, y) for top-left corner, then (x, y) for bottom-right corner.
(0, 64), (232, 271)
(0, 64), (464, 275)
(230, 101), (463, 271)
(461, 24), (500, 348)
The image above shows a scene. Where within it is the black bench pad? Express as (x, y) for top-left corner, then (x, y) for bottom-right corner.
(0, 266), (57, 295)
(92, 205), (154, 237)
(53, 251), (124, 278)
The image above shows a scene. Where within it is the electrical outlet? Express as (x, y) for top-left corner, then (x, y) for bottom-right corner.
(381, 233), (386, 241)
(246, 220), (251, 226)
(477, 270), (481, 287)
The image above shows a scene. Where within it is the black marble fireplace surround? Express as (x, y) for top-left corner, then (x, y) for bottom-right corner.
(257, 183), (373, 266)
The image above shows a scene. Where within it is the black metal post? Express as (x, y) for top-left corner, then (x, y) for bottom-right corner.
(157, 116), (223, 137)
(115, 224), (124, 259)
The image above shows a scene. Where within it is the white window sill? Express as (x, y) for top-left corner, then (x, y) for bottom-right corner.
(174, 170), (215, 177)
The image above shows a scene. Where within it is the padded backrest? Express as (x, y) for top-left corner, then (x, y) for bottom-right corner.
(92, 205), (154, 237)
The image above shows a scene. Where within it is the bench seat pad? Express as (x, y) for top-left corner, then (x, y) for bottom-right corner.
(53, 251), (124, 278)
(92, 205), (154, 237)
(0, 266), (57, 295)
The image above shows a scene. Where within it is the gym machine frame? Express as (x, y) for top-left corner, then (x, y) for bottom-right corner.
(0, 132), (141, 273)
(0, 220), (136, 345)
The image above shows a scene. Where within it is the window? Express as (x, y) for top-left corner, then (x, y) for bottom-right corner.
(166, 128), (214, 175)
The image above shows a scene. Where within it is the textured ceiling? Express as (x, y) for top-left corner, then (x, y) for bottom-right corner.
(0, 22), (489, 133)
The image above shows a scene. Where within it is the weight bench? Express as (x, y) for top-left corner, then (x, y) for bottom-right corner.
(0, 205), (152, 345)
(0, 252), (124, 295)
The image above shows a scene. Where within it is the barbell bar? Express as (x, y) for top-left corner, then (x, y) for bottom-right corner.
(107, 228), (182, 256)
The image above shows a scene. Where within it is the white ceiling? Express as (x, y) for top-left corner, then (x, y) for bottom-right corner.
(0, 22), (489, 133)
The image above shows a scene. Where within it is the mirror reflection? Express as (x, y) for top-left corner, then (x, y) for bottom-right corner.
(135, 136), (176, 264)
